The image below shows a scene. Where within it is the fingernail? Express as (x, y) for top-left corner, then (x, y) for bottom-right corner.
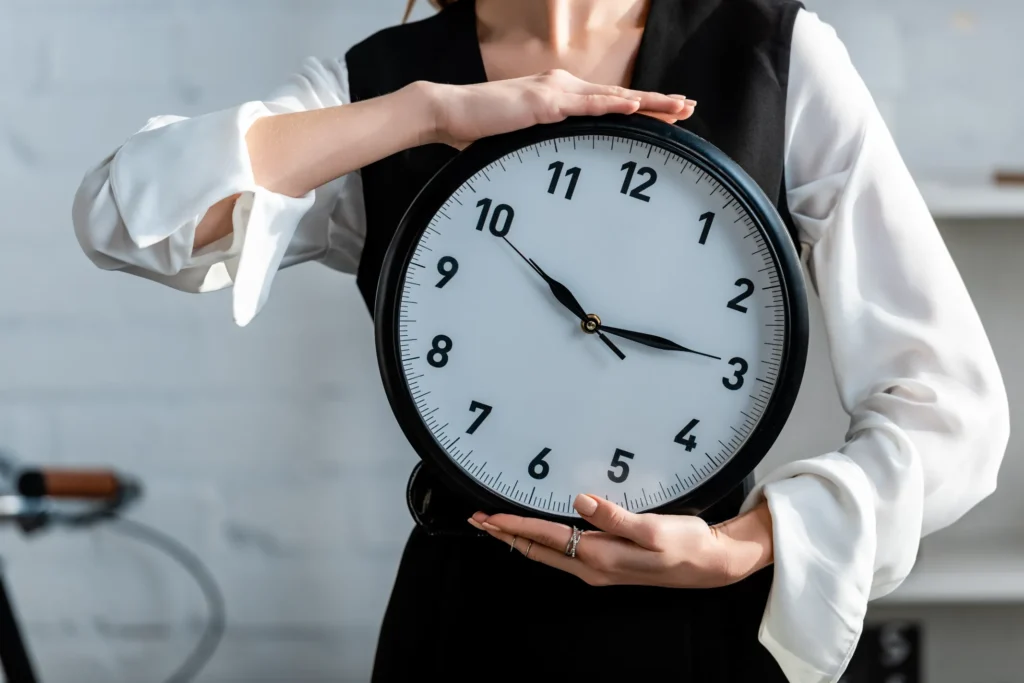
(685, 99), (697, 107)
(467, 518), (485, 531)
(471, 511), (489, 523)
(668, 94), (687, 99)
(481, 521), (502, 532)
(574, 493), (599, 516)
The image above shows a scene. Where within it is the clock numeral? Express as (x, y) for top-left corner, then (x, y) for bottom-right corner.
(427, 334), (452, 368)
(475, 198), (514, 237)
(528, 448), (551, 480)
(435, 256), (459, 288)
(619, 161), (657, 202)
(607, 448), (634, 483)
(698, 211), (715, 245)
(722, 357), (748, 390)
(674, 419), (700, 452)
(727, 278), (754, 313)
(466, 400), (492, 434)
(547, 160), (581, 200)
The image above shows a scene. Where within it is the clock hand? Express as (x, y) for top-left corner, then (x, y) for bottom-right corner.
(501, 236), (626, 360)
(501, 236), (586, 320)
(594, 331), (628, 360)
(529, 261), (628, 360)
(599, 325), (722, 360)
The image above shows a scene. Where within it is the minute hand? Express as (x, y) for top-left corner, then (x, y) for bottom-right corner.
(598, 325), (722, 360)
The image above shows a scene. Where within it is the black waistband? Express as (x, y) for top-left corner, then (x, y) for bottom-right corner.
(406, 462), (753, 537)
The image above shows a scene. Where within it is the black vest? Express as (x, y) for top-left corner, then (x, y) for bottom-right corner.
(346, 0), (802, 528)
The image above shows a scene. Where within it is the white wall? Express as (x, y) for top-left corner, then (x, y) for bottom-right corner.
(0, 1), (1020, 682)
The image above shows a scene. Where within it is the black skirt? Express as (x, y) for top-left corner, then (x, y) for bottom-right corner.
(372, 525), (788, 681)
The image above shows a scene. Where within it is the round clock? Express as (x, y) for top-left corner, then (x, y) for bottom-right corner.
(375, 113), (808, 526)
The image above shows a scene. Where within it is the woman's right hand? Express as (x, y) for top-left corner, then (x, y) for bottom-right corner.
(424, 69), (696, 150)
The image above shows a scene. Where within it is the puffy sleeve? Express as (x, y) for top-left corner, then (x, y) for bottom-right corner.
(741, 9), (1011, 682)
(71, 57), (365, 326)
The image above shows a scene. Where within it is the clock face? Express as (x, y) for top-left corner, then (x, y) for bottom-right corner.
(378, 117), (807, 521)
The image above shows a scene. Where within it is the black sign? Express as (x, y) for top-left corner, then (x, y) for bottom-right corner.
(840, 622), (921, 683)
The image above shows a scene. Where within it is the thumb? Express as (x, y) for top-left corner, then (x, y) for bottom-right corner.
(573, 493), (659, 550)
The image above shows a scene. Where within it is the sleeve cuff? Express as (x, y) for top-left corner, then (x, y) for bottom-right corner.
(107, 101), (317, 324)
(228, 187), (316, 326)
(109, 101), (275, 252)
(741, 459), (876, 682)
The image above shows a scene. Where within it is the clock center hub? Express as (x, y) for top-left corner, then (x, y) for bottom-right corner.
(581, 313), (602, 334)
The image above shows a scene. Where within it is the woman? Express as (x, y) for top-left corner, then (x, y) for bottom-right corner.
(72, 0), (1009, 680)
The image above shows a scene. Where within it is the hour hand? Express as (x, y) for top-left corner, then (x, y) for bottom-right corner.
(501, 236), (587, 321)
(527, 259), (588, 322)
(599, 325), (721, 360)
(527, 260), (626, 360)
(501, 236), (625, 360)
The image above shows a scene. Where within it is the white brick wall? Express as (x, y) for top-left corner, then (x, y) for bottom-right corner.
(0, 1), (1020, 682)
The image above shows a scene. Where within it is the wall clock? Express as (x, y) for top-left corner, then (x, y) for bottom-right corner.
(376, 113), (808, 525)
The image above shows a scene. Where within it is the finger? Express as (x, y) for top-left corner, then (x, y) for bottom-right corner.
(573, 494), (662, 550)
(558, 93), (642, 118)
(475, 513), (650, 577)
(633, 92), (691, 114)
(469, 518), (609, 585)
(638, 111), (679, 124)
(570, 81), (690, 115)
(638, 102), (696, 123)
(479, 513), (574, 554)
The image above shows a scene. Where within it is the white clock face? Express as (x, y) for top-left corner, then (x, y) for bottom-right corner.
(395, 134), (789, 516)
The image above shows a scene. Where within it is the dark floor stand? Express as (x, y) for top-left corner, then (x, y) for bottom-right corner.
(0, 558), (38, 683)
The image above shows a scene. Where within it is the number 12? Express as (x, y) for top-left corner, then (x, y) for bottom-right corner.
(620, 161), (657, 202)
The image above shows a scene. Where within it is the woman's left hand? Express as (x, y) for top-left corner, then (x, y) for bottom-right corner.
(469, 493), (774, 589)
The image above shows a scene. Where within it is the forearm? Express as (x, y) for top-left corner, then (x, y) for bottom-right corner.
(193, 81), (440, 250)
(247, 81), (438, 197)
(713, 499), (774, 582)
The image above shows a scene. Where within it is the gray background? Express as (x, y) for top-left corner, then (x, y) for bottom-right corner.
(0, 0), (1021, 681)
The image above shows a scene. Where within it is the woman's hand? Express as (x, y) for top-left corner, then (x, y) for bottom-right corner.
(424, 69), (696, 149)
(468, 493), (774, 589)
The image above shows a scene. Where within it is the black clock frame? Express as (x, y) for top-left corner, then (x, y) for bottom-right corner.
(375, 113), (809, 526)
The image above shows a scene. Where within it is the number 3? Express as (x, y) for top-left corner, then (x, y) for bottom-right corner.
(722, 357), (748, 390)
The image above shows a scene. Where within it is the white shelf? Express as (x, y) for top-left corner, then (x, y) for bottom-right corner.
(918, 180), (1024, 220)
(879, 535), (1024, 604)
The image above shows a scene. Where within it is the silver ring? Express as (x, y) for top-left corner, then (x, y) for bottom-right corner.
(564, 526), (583, 558)
(525, 540), (534, 558)
(510, 536), (518, 553)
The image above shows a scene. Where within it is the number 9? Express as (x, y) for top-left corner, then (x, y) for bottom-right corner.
(436, 256), (459, 288)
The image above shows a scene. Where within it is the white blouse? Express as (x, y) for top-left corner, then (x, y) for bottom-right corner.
(71, 9), (1009, 683)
